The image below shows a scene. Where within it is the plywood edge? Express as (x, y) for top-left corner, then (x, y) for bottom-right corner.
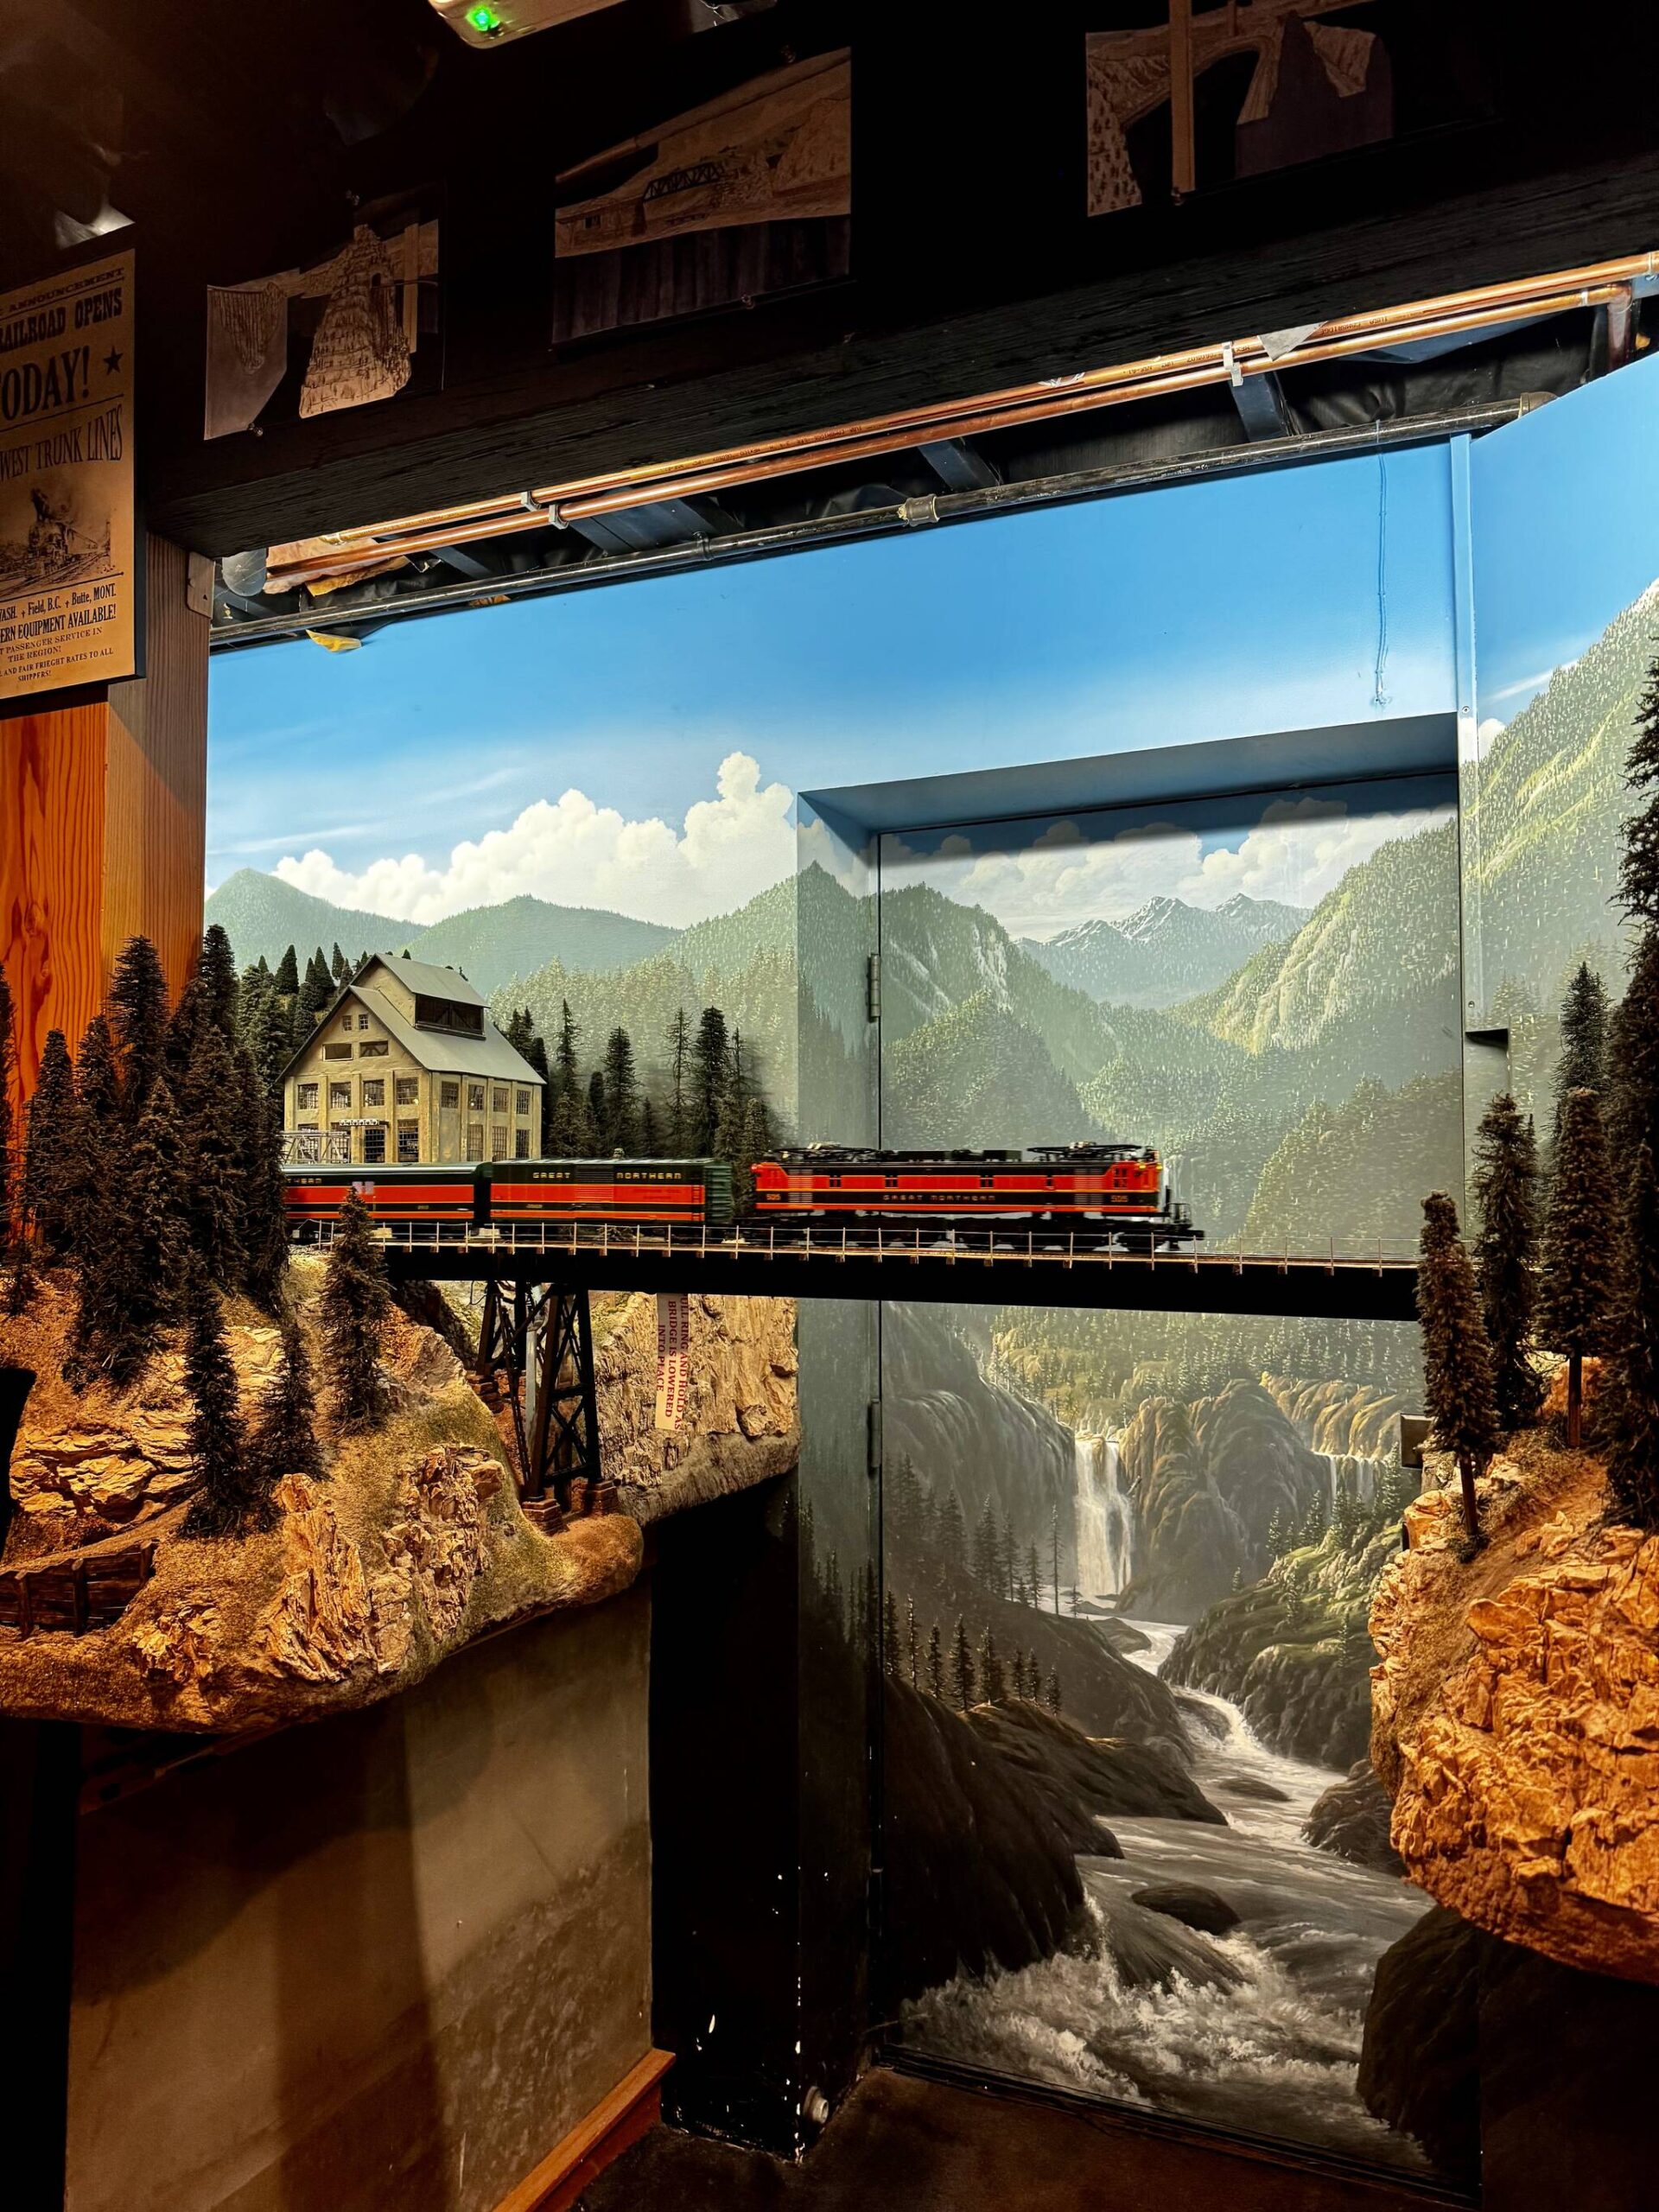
(493, 2048), (675, 2212)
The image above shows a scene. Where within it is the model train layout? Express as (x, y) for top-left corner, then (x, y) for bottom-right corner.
(283, 1141), (1202, 1249)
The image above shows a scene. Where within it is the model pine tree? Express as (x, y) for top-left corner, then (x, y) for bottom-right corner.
(925, 1623), (944, 1700)
(251, 1310), (324, 1491)
(20, 1029), (82, 1260)
(67, 1014), (121, 1270)
(123, 1078), (187, 1337)
(1602, 1141), (1659, 1529)
(1608, 930), (1659, 1166)
(690, 1006), (729, 1154)
(181, 1020), (247, 1287)
(180, 1260), (264, 1540)
(1417, 1192), (1500, 1546)
(321, 1190), (391, 1431)
(548, 1084), (595, 1156)
(0, 968), (35, 1314)
(274, 944), (300, 996)
(1471, 1093), (1544, 1428)
(1620, 651), (1659, 926)
(950, 1617), (976, 1712)
(1536, 1088), (1619, 1448)
(1554, 964), (1609, 1131)
(601, 1027), (639, 1154)
(1044, 1669), (1063, 1715)
(663, 1008), (690, 1152)
(519, 1031), (553, 1149)
(163, 972), (203, 1092)
(107, 934), (171, 1117)
(905, 1596), (920, 1688)
(239, 1058), (289, 1312)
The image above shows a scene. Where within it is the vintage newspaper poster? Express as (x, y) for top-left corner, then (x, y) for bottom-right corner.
(0, 250), (136, 702)
(654, 1291), (691, 1433)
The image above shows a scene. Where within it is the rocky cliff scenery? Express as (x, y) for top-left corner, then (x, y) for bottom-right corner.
(1371, 1438), (1659, 1987)
(0, 1267), (796, 1732)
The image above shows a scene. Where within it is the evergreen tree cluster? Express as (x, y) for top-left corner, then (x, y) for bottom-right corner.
(234, 939), (372, 1094)
(499, 996), (776, 1192)
(1472, 664), (1659, 1527)
(894, 1613), (1060, 1714)
(1599, 661), (1659, 1525)
(7, 929), (290, 1384)
(1418, 1190), (1500, 1547)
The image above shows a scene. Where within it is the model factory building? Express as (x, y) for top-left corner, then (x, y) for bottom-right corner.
(282, 952), (543, 1165)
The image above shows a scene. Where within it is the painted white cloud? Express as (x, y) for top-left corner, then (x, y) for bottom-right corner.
(1185, 795), (1450, 912)
(888, 818), (1205, 939)
(887, 794), (1450, 939)
(274, 750), (795, 928)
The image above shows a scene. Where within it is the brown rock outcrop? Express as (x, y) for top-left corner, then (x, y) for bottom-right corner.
(251, 1473), (379, 1685)
(7, 1327), (285, 1547)
(597, 1293), (799, 1520)
(0, 1265), (643, 1732)
(1371, 1440), (1659, 1985)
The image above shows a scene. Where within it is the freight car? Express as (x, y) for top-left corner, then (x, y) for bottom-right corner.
(752, 1142), (1199, 1248)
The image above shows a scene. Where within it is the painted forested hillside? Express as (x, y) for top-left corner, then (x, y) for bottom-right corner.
(1475, 580), (1656, 1011)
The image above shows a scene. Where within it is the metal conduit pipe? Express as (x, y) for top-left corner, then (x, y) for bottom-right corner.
(254, 251), (1653, 596)
(216, 403), (1529, 648)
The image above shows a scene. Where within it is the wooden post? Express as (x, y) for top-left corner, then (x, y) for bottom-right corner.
(0, 535), (208, 1103)
(1169, 0), (1196, 198)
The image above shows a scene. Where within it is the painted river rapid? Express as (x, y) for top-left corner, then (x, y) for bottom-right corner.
(900, 1615), (1435, 2171)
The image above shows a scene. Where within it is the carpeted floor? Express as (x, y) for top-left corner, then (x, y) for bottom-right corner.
(578, 2066), (1455, 2212)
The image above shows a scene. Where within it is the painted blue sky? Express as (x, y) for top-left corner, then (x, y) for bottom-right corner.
(1473, 350), (1659, 728)
(209, 441), (1459, 926)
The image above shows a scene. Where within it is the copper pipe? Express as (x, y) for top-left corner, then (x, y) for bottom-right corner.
(550, 285), (1630, 524)
(258, 252), (1656, 592)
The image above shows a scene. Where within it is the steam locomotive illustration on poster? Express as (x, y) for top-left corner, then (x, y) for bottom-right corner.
(283, 1141), (1202, 1248)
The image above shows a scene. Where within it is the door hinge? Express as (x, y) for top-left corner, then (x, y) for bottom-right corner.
(867, 1397), (883, 1480)
(867, 952), (881, 1023)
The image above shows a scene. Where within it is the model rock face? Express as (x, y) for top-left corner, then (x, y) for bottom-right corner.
(1371, 1437), (1659, 1986)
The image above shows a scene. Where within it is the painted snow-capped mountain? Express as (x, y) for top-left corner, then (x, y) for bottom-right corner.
(1024, 893), (1307, 1008)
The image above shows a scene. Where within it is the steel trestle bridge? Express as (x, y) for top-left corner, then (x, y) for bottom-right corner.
(295, 1218), (1419, 1321)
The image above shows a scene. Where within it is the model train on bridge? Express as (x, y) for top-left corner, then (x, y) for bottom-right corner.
(283, 1142), (1201, 1249)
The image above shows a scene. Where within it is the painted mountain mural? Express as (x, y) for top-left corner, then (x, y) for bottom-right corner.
(213, 770), (1461, 1256)
(205, 868), (677, 994)
(1024, 893), (1307, 1008)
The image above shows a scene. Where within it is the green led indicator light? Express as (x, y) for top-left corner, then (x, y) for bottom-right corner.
(467, 4), (502, 30)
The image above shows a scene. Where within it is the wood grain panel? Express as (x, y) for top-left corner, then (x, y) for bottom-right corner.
(105, 537), (209, 1000)
(0, 705), (108, 1096)
(493, 2050), (673, 2212)
(0, 537), (207, 1103)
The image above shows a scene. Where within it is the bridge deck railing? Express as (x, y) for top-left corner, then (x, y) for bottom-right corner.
(287, 1218), (1417, 1275)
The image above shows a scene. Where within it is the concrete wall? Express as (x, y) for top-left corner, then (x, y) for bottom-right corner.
(65, 1590), (651, 2212)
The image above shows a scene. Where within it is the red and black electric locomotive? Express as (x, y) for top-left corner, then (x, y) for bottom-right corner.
(753, 1142), (1198, 1245)
(283, 1142), (1197, 1246)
